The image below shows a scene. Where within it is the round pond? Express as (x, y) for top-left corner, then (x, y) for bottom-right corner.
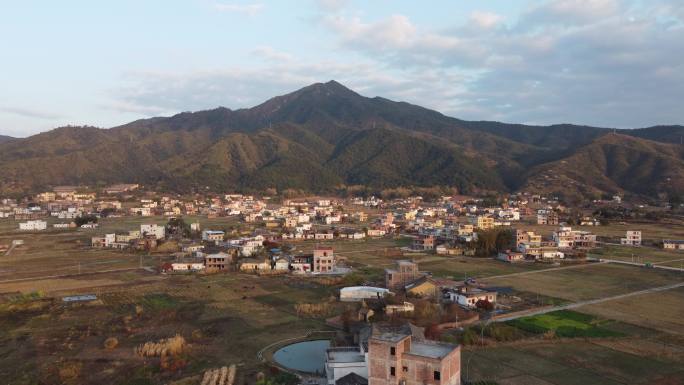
(273, 340), (330, 374)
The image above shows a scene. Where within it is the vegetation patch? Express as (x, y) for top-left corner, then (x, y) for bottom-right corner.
(507, 310), (625, 338)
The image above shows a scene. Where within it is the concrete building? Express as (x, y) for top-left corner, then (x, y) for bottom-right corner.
(314, 246), (335, 273)
(340, 287), (391, 302)
(621, 230), (642, 246)
(368, 324), (461, 385)
(140, 224), (165, 240)
(385, 260), (422, 290)
(202, 230), (225, 243)
(18, 220), (47, 231)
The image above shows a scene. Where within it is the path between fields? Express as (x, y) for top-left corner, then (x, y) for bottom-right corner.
(0, 266), (146, 284)
(493, 281), (684, 322)
(481, 261), (608, 280)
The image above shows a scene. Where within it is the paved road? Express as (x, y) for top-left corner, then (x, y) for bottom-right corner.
(493, 281), (684, 322)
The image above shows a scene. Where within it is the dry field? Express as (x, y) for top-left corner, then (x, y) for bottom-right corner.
(578, 286), (684, 335)
(483, 263), (684, 302)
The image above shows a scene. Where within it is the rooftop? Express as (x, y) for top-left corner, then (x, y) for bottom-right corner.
(408, 341), (457, 360)
(326, 347), (365, 363)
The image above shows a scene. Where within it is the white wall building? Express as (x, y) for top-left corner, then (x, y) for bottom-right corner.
(19, 220), (47, 231)
(140, 224), (165, 240)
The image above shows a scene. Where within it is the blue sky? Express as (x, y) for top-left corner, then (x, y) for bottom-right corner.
(1, 0), (683, 137)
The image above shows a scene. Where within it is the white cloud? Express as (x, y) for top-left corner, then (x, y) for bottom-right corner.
(214, 2), (264, 16)
(251, 46), (294, 62)
(469, 11), (503, 29)
(0, 106), (65, 120)
(316, 0), (349, 12)
(111, 0), (684, 129)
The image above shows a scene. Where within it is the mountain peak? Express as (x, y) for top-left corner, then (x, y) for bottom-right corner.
(296, 80), (358, 98)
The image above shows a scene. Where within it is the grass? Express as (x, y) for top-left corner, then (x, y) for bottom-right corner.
(507, 310), (624, 338)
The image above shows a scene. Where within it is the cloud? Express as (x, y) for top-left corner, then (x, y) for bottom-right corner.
(214, 2), (264, 16)
(110, 0), (684, 129)
(316, 0), (349, 12)
(0, 106), (65, 120)
(469, 11), (503, 29)
(251, 46), (294, 62)
(319, 0), (684, 127)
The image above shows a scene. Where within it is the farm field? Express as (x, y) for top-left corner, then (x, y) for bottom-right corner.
(483, 263), (684, 302)
(578, 286), (684, 335)
(464, 338), (684, 385)
(0, 272), (336, 385)
(590, 244), (684, 264)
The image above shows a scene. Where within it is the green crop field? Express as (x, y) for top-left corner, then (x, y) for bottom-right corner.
(507, 310), (624, 338)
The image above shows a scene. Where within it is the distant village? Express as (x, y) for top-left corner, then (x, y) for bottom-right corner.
(2, 183), (680, 279)
(2, 183), (684, 385)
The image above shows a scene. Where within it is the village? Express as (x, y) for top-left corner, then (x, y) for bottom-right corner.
(1, 184), (684, 385)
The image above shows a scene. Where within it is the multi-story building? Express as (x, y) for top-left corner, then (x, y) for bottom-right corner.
(314, 246), (335, 273)
(621, 231), (642, 246)
(537, 211), (559, 225)
(140, 224), (165, 240)
(385, 260), (422, 290)
(468, 215), (495, 230)
(368, 324), (461, 385)
(412, 235), (435, 251)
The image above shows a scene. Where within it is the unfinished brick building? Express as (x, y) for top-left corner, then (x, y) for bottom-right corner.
(368, 324), (461, 385)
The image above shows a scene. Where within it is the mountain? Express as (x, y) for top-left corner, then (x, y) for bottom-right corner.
(0, 80), (682, 200)
(0, 135), (14, 143)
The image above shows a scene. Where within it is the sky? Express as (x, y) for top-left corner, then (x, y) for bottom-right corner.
(1, 0), (683, 137)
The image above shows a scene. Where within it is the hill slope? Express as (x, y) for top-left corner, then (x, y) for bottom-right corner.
(0, 81), (682, 199)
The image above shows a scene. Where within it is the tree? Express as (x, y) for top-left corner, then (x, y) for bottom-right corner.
(475, 299), (494, 311)
(166, 217), (191, 238)
(75, 215), (97, 227)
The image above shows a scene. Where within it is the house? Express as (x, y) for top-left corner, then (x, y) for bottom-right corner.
(405, 277), (440, 298)
(315, 231), (335, 240)
(140, 224), (165, 240)
(202, 230), (225, 243)
(621, 231), (642, 246)
(18, 220), (47, 231)
(204, 252), (234, 271)
(497, 251), (525, 263)
(291, 255), (313, 274)
(368, 323), (461, 385)
(314, 246), (336, 273)
(445, 286), (497, 309)
(367, 228), (386, 237)
(663, 240), (684, 250)
(537, 211), (559, 225)
(469, 215), (495, 230)
(170, 262), (205, 272)
(516, 230), (542, 248)
(239, 257), (271, 272)
(340, 286), (391, 302)
(412, 235), (435, 251)
(552, 226), (596, 249)
(385, 302), (415, 315)
(273, 256), (290, 271)
(385, 260), (423, 290)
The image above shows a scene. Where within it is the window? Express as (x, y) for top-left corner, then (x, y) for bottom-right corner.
(390, 347), (396, 356)
(402, 366), (408, 373)
(390, 367), (396, 377)
(434, 371), (441, 381)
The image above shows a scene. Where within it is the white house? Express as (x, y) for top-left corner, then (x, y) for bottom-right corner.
(340, 286), (390, 302)
(621, 230), (642, 246)
(171, 263), (205, 272)
(19, 220), (47, 231)
(140, 224), (165, 240)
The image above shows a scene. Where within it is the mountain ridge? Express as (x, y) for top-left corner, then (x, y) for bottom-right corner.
(0, 81), (682, 200)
